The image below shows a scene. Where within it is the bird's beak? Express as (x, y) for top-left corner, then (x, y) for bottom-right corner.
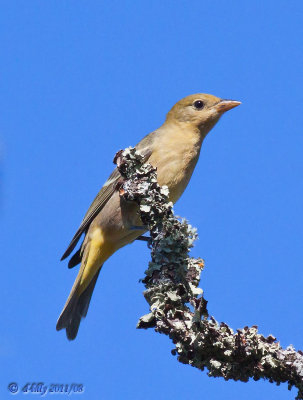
(216, 99), (241, 113)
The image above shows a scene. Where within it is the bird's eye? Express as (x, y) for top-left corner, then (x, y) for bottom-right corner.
(193, 100), (205, 110)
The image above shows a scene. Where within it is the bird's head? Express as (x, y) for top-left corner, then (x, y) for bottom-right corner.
(166, 93), (241, 137)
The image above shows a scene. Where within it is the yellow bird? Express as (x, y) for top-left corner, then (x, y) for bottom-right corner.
(57, 93), (240, 340)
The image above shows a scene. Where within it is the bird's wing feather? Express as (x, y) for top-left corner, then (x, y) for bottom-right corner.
(61, 168), (121, 260)
(61, 142), (154, 261)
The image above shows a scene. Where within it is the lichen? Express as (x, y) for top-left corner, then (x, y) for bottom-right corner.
(114, 147), (303, 400)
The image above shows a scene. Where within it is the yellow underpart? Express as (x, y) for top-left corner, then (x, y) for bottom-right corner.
(78, 227), (115, 295)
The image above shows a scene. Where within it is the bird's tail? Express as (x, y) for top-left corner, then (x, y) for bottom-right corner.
(56, 267), (101, 340)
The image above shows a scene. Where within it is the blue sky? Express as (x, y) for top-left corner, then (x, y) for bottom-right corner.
(1, 1), (303, 399)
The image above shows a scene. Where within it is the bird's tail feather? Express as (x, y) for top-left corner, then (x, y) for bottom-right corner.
(56, 267), (101, 340)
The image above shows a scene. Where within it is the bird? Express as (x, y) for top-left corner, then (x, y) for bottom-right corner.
(56, 93), (241, 340)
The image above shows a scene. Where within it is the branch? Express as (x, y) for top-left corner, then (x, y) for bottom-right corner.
(114, 147), (303, 399)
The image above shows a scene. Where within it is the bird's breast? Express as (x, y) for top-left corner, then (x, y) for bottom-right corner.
(149, 127), (201, 203)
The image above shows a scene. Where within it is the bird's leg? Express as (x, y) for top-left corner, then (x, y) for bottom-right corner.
(136, 235), (150, 242)
(130, 225), (148, 231)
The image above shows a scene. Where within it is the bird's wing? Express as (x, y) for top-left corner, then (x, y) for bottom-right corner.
(61, 168), (121, 260)
(61, 142), (154, 261)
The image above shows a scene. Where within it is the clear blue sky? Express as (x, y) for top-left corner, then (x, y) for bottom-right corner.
(1, 1), (303, 399)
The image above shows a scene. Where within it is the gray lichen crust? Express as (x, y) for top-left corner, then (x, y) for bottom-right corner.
(114, 147), (303, 399)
